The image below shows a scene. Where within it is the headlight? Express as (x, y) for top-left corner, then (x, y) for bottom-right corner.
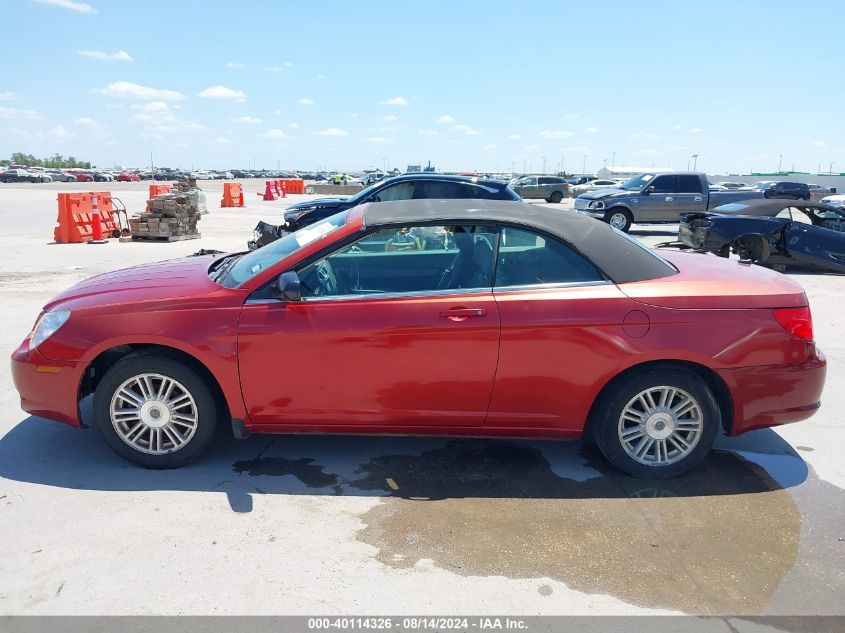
(30, 310), (70, 349)
(588, 200), (605, 210)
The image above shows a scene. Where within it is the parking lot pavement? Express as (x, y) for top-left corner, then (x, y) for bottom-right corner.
(1, 183), (843, 616)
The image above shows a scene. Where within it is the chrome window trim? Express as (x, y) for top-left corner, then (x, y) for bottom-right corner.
(493, 280), (611, 293)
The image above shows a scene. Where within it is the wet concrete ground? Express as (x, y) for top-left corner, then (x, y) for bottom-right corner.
(0, 181), (843, 615)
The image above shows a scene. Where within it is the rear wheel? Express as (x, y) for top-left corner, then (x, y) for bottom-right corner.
(604, 208), (633, 232)
(549, 191), (563, 204)
(735, 235), (770, 264)
(594, 367), (720, 478)
(93, 354), (218, 468)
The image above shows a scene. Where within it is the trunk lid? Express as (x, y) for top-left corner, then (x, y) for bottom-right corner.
(619, 250), (807, 309)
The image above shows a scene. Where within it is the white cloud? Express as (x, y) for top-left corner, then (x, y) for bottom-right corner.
(437, 115), (455, 124)
(672, 124), (683, 130)
(378, 96), (408, 106)
(454, 124), (481, 135)
(629, 132), (660, 141)
(636, 149), (662, 156)
(289, 122), (299, 128)
(225, 62), (246, 69)
(198, 85), (246, 102)
(689, 128), (704, 135)
(33, 0), (97, 14)
(266, 66), (283, 72)
(77, 49), (132, 62)
(316, 74), (325, 80)
(284, 61), (294, 68)
(368, 137), (394, 144)
(215, 137), (232, 144)
(230, 115), (262, 124)
(130, 101), (171, 112)
(564, 113), (580, 119)
(418, 129), (440, 136)
(299, 98), (315, 105)
(260, 129), (290, 139)
(73, 117), (96, 125)
(0, 106), (39, 120)
(506, 134), (521, 141)
(314, 128), (349, 137)
(144, 121), (205, 134)
(97, 81), (186, 101)
(584, 126), (599, 134)
(0, 92), (16, 101)
(483, 144), (498, 150)
(525, 144), (540, 150)
(811, 140), (826, 147)
(50, 125), (72, 138)
(382, 115), (399, 121)
(539, 130), (574, 138)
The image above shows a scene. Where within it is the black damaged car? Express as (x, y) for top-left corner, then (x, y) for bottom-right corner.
(249, 173), (520, 249)
(678, 199), (845, 273)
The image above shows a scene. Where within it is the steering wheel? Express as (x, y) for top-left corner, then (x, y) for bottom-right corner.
(314, 260), (337, 295)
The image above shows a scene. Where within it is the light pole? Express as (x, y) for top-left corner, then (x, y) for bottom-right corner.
(691, 154), (699, 171)
(582, 155), (587, 173)
(612, 151), (616, 167)
(542, 156), (547, 174)
(778, 154), (783, 172)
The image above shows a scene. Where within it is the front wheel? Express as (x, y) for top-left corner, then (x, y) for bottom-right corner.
(548, 191), (563, 204)
(594, 367), (720, 478)
(603, 208), (633, 232)
(93, 354), (218, 468)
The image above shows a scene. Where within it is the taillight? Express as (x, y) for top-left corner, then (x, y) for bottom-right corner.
(773, 306), (814, 341)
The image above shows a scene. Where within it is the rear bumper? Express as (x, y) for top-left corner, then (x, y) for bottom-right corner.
(11, 340), (82, 428)
(718, 347), (827, 435)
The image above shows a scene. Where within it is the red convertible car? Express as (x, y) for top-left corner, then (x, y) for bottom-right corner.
(11, 199), (826, 477)
(116, 172), (140, 182)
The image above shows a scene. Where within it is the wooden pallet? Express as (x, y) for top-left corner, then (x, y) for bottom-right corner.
(131, 233), (201, 242)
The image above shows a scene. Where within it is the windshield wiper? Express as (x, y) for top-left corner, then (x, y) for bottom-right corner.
(209, 254), (242, 283)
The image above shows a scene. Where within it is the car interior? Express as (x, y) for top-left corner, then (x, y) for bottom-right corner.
(296, 224), (604, 298)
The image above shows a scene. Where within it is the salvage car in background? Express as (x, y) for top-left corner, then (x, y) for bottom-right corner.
(509, 175), (571, 203)
(249, 173), (520, 248)
(570, 179), (621, 196)
(820, 194), (845, 209)
(679, 199), (845, 273)
(12, 199), (826, 477)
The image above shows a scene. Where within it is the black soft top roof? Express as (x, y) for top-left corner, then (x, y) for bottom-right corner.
(711, 198), (841, 217)
(360, 199), (676, 285)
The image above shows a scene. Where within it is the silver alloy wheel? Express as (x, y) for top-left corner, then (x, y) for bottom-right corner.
(109, 373), (198, 455)
(617, 386), (703, 466)
(609, 212), (628, 230)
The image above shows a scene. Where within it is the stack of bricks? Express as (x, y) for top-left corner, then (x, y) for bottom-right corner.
(129, 183), (202, 241)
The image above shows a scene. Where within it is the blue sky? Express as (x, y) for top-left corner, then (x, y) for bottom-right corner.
(2, 0), (843, 174)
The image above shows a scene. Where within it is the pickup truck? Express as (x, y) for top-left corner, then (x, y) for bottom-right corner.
(572, 172), (763, 232)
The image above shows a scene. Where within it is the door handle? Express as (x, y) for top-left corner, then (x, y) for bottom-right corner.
(665, 196), (674, 201)
(694, 196), (703, 201)
(439, 308), (486, 322)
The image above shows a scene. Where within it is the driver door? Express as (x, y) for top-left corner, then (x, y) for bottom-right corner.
(638, 174), (679, 222)
(237, 224), (501, 428)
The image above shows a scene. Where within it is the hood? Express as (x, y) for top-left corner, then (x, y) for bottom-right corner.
(44, 255), (226, 312)
(619, 250), (807, 310)
(576, 188), (630, 200)
(285, 197), (350, 212)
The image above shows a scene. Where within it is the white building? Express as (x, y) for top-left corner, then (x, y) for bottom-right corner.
(595, 166), (673, 180)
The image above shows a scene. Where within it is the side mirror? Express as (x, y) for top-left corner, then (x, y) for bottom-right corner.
(272, 271), (301, 301)
(643, 186), (654, 195)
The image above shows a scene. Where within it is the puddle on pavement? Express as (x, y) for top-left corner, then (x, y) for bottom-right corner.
(233, 455), (340, 489)
(347, 440), (844, 615)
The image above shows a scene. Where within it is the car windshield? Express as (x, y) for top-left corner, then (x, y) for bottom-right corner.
(214, 211), (350, 288)
(346, 180), (388, 204)
(618, 174), (655, 190)
(752, 182), (773, 189)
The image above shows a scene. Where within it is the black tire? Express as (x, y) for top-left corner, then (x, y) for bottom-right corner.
(549, 191), (563, 204)
(594, 367), (720, 478)
(735, 235), (770, 264)
(603, 207), (633, 232)
(93, 353), (218, 468)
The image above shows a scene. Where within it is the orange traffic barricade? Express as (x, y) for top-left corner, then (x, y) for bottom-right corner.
(54, 192), (118, 243)
(149, 184), (171, 198)
(280, 178), (304, 194)
(221, 182), (245, 207)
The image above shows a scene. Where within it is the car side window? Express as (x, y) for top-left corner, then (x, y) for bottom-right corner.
(790, 208), (813, 225)
(372, 182), (416, 202)
(495, 227), (604, 287)
(776, 208), (793, 220)
(538, 177), (553, 185)
(677, 175), (703, 194)
(298, 225), (497, 298)
(415, 181), (471, 199)
(649, 176), (676, 194)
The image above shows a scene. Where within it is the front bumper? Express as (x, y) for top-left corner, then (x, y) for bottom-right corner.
(573, 199), (606, 219)
(718, 347), (827, 435)
(11, 339), (82, 427)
